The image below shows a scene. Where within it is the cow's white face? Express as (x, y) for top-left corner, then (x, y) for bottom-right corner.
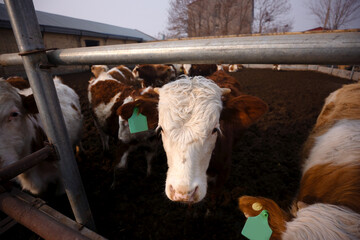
(182, 64), (192, 75)
(157, 76), (225, 203)
(0, 81), (33, 167)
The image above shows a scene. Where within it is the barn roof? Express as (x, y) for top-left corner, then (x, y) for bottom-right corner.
(306, 27), (330, 32)
(0, 3), (156, 42)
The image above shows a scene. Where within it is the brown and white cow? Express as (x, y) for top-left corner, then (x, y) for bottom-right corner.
(118, 70), (268, 203)
(0, 76), (83, 195)
(239, 82), (360, 239)
(108, 65), (142, 87)
(92, 64), (141, 87)
(132, 64), (176, 88)
(272, 64), (281, 71)
(91, 65), (109, 78)
(229, 64), (244, 72)
(182, 64), (218, 77)
(217, 64), (244, 73)
(88, 71), (159, 183)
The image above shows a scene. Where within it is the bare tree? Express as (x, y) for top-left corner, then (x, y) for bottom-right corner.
(306, 0), (360, 30)
(253, 0), (293, 33)
(217, 0), (238, 35)
(165, 0), (195, 38)
(237, 0), (254, 33)
(187, 0), (209, 37)
(164, 0), (254, 38)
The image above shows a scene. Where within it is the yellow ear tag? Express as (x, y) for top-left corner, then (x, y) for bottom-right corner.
(252, 202), (263, 211)
(128, 107), (148, 133)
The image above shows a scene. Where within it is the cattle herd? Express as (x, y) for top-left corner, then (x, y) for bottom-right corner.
(0, 63), (359, 239)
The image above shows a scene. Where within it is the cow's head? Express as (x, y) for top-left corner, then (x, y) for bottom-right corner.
(0, 79), (38, 167)
(132, 64), (174, 88)
(238, 195), (289, 239)
(116, 87), (159, 144)
(91, 65), (109, 78)
(155, 76), (267, 203)
(118, 75), (267, 203)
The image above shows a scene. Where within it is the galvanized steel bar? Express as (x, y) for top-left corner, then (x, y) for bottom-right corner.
(0, 144), (54, 183)
(0, 187), (90, 240)
(0, 53), (22, 66)
(1, 31), (360, 66)
(4, 0), (95, 230)
(10, 188), (108, 240)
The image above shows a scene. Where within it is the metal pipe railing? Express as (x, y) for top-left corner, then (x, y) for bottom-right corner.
(10, 188), (107, 240)
(4, 0), (95, 230)
(0, 186), (90, 240)
(1, 30), (360, 66)
(0, 144), (54, 183)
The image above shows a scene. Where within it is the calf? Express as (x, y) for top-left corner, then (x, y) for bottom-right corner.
(229, 64), (244, 72)
(118, 70), (268, 203)
(91, 65), (109, 78)
(132, 64), (176, 88)
(0, 76), (83, 195)
(183, 64), (218, 77)
(108, 65), (141, 87)
(273, 64), (281, 71)
(88, 72), (159, 184)
(91, 65), (141, 88)
(238, 82), (360, 239)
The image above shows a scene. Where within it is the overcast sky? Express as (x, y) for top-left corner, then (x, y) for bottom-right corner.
(3, 0), (360, 38)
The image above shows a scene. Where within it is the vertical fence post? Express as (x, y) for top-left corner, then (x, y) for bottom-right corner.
(4, 0), (95, 230)
(350, 65), (355, 80)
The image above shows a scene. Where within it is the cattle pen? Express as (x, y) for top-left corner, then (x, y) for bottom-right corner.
(0, 0), (360, 239)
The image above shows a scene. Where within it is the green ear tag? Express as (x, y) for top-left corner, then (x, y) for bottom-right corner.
(128, 107), (149, 133)
(241, 210), (272, 240)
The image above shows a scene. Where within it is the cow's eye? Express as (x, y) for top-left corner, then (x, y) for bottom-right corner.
(8, 111), (21, 122)
(10, 112), (19, 117)
(212, 128), (220, 134)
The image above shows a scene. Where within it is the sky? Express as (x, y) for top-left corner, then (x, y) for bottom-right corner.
(2, 0), (360, 38)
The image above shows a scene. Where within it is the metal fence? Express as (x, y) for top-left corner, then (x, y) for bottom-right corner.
(1, 30), (360, 67)
(0, 0), (360, 238)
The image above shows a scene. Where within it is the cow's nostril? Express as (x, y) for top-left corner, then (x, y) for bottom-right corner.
(193, 186), (198, 195)
(188, 186), (198, 202)
(169, 185), (175, 195)
(169, 185), (200, 202)
(189, 186), (198, 196)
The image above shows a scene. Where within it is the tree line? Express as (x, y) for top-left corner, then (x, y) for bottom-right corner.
(160, 0), (360, 39)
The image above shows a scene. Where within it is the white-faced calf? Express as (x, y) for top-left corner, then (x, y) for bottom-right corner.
(0, 76), (83, 195)
(118, 70), (268, 203)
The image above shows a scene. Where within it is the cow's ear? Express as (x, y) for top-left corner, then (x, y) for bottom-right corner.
(116, 101), (136, 120)
(117, 98), (159, 130)
(221, 95), (268, 128)
(21, 94), (38, 114)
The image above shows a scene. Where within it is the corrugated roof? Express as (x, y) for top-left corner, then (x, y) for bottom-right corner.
(0, 3), (156, 42)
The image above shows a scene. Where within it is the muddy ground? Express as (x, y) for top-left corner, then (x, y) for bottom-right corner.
(2, 68), (354, 240)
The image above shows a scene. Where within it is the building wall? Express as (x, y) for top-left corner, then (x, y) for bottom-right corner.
(43, 32), (137, 49)
(0, 28), (18, 54)
(0, 28), (138, 77)
(1, 28), (139, 53)
(188, 0), (253, 37)
(43, 32), (82, 49)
